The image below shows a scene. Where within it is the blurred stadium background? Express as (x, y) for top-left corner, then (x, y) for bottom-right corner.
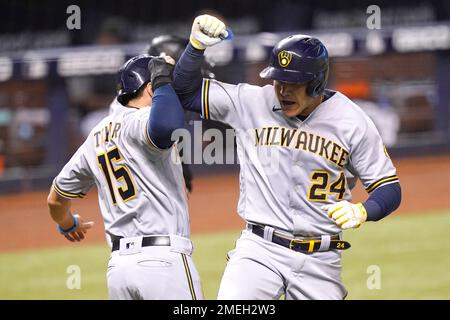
(0, 0), (449, 299)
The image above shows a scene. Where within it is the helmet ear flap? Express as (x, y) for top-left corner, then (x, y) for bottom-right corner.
(306, 78), (320, 97)
(306, 70), (328, 97)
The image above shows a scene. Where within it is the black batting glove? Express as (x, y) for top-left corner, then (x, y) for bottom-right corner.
(148, 57), (174, 91)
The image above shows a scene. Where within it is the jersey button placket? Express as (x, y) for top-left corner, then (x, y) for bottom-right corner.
(287, 149), (296, 209)
(291, 149), (307, 235)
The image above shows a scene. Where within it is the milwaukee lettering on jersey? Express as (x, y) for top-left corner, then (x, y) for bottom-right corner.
(254, 126), (349, 168)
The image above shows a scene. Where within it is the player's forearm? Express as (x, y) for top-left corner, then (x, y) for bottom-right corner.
(172, 43), (204, 113)
(173, 43), (204, 90)
(148, 84), (185, 149)
(47, 189), (74, 229)
(363, 182), (401, 221)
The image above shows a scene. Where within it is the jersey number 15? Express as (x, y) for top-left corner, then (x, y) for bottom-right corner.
(97, 147), (137, 205)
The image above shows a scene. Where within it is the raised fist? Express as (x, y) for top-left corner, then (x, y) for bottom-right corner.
(190, 14), (227, 50)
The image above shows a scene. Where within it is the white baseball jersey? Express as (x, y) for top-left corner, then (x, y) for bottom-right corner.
(108, 97), (122, 115)
(200, 79), (399, 236)
(53, 104), (189, 239)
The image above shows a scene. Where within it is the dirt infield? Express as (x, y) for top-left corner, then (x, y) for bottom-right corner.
(1, 154), (449, 252)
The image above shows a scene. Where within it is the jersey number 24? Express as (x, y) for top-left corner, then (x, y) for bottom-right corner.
(308, 171), (346, 202)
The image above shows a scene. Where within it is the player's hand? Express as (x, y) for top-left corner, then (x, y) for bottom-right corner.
(58, 214), (95, 242)
(159, 53), (175, 65)
(190, 14), (227, 50)
(322, 200), (367, 230)
(148, 57), (174, 90)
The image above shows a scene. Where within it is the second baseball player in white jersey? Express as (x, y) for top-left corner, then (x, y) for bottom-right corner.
(173, 15), (401, 299)
(201, 81), (397, 236)
(202, 81), (398, 299)
(48, 55), (203, 300)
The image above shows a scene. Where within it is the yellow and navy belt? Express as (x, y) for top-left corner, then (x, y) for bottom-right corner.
(249, 224), (350, 253)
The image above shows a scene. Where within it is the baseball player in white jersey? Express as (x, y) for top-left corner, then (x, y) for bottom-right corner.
(47, 54), (203, 300)
(172, 15), (402, 299)
(108, 35), (209, 194)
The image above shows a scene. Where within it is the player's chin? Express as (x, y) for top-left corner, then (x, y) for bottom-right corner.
(281, 105), (301, 118)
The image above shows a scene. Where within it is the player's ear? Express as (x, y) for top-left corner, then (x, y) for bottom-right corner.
(146, 82), (153, 98)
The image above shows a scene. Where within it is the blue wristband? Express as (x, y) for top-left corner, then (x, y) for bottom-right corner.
(57, 215), (79, 235)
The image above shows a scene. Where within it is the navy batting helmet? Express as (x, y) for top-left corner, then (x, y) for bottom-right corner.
(117, 54), (153, 106)
(260, 35), (329, 97)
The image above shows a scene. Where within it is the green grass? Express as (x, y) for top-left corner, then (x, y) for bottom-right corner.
(342, 210), (450, 299)
(1, 210), (449, 299)
(0, 245), (110, 299)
